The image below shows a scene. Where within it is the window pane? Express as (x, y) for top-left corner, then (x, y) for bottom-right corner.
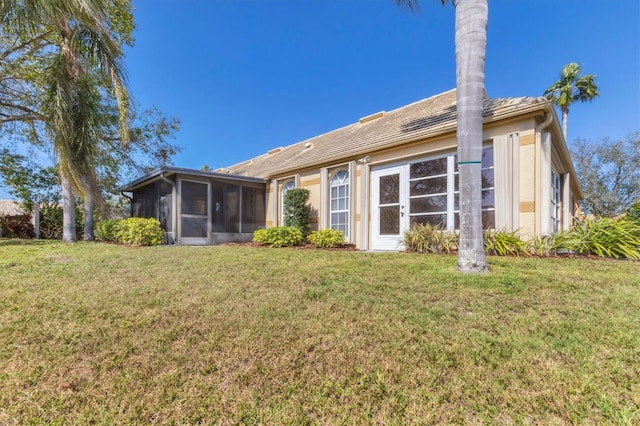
(379, 206), (399, 235)
(410, 195), (448, 214)
(410, 176), (448, 196)
(482, 210), (495, 229)
(410, 157), (447, 178)
(225, 185), (239, 233)
(482, 189), (495, 209)
(379, 174), (399, 204)
(481, 169), (494, 188)
(211, 183), (224, 233)
(410, 214), (447, 228)
(181, 181), (208, 215)
(482, 146), (494, 168)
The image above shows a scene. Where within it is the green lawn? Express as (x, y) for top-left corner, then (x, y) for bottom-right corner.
(1, 240), (638, 424)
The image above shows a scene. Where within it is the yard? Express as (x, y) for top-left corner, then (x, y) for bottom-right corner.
(0, 240), (638, 424)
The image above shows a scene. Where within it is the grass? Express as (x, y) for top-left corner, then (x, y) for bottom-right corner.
(0, 240), (639, 424)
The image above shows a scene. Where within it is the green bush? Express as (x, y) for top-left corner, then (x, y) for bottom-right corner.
(528, 235), (559, 257)
(252, 226), (303, 248)
(402, 223), (458, 254)
(555, 217), (640, 260)
(1, 214), (35, 238)
(96, 217), (164, 246)
(483, 229), (530, 257)
(284, 188), (311, 236)
(96, 219), (121, 242)
(626, 202), (640, 223)
(308, 229), (345, 248)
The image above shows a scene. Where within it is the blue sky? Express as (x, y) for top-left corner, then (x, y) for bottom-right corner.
(123, 0), (639, 173)
(1, 0), (639, 199)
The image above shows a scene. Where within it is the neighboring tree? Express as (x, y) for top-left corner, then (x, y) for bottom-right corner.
(1, 0), (133, 242)
(544, 62), (599, 139)
(571, 131), (640, 217)
(397, 0), (488, 273)
(0, 149), (60, 211)
(1, 1), (179, 241)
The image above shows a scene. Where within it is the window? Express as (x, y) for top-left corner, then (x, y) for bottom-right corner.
(409, 146), (494, 230)
(330, 170), (349, 237)
(551, 171), (561, 233)
(242, 187), (266, 233)
(211, 183), (240, 233)
(281, 180), (295, 225)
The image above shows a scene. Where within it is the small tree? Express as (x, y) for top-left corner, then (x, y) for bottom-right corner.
(283, 188), (311, 236)
(571, 131), (639, 217)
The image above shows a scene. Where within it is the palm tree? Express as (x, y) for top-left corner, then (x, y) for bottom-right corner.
(1, 0), (131, 242)
(396, 0), (488, 273)
(544, 63), (599, 140)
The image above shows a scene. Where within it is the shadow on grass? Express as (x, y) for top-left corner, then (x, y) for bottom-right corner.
(0, 238), (55, 247)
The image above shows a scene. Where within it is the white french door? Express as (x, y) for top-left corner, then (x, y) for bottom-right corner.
(371, 165), (408, 251)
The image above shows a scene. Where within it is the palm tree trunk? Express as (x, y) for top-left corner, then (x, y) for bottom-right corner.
(83, 194), (95, 240)
(60, 170), (76, 242)
(455, 0), (488, 273)
(562, 108), (568, 140)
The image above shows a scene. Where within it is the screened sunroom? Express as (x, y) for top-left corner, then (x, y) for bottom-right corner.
(120, 167), (267, 245)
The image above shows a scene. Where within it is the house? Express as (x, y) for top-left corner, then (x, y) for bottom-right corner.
(120, 89), (582, 250)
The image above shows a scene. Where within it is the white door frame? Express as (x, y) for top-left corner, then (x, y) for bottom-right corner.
(370, 164), (409, 251)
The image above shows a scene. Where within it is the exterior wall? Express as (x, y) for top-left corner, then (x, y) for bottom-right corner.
(518, 132), (537, 238)
(262, 115), (579, 250)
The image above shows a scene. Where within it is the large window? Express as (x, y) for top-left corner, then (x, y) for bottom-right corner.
(551, 171), (561, 234)
(408, 146), (494, 230)
(330, 170), (349, 237)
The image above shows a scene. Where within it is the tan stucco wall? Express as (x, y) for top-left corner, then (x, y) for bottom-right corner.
(262, 115), (574, 249)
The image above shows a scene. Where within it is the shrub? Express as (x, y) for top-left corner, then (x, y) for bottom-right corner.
(555, 217), (640, 260)
(1, 214), (34, 238)
(308, 229), (345, 248)
(96, 219), (121, 242)
(252, 226), (303, 247)
(528, 235), (559, 257)
(284, 188), (311, 236)
(626, 202), (640, 223)
(483, 229), (530, 257)
(402, 223), (458, 254)
(96, 217), (164, 246)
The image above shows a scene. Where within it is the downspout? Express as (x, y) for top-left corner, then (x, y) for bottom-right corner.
(535, 111), (553, 236)
(120, 191), (133, 217)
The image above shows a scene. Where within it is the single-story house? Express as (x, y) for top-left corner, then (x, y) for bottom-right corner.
(120, 89), (582, 250)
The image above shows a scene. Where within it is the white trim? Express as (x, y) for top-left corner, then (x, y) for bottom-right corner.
(348, 161), (357, 243)
(360, 163), (370, 250)
(540, 131), (552, 236)
(320, 167), (328, 229)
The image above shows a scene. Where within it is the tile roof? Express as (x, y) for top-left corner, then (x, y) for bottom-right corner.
(218, 89), (550, 178)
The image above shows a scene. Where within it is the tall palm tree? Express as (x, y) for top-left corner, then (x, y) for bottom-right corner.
(1, 0), (131, 242)
(396, 0), (488, 273)
(544, 62), (599, 140)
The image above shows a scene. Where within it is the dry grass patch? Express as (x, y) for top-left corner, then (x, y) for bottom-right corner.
(0, 240), (638, 424)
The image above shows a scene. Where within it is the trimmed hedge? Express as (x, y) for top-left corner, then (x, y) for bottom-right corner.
(96, 217), (164, 246)
(252, 226), (303, 248)
(307, 229), (345, 248)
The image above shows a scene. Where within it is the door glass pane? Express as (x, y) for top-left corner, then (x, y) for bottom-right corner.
(379, 174), (399, 204)
(379, 206), (400, 235)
